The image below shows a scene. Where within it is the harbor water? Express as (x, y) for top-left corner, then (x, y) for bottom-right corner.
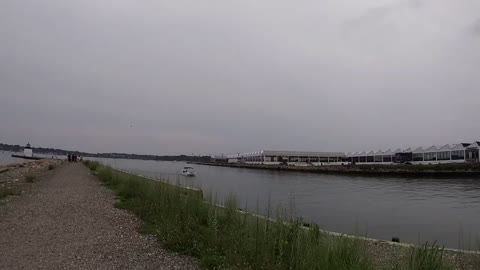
(0, 151), (29, 166)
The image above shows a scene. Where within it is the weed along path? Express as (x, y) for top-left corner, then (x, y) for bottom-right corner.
(0, 163), (199, 270)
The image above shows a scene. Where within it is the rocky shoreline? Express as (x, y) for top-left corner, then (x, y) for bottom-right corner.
(0, 159), (63, 202)
(191, 162), (480, 177)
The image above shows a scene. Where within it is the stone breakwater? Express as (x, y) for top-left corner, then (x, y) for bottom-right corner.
(0, 159), (63, 201)
(192, 162), (480, 177)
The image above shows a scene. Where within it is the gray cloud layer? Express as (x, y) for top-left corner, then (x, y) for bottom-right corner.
(1, 0), (479, 155)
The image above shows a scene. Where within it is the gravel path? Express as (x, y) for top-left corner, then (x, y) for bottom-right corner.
(0, 163), (199, 270)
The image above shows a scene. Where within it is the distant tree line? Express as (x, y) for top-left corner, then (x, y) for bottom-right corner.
(0, 143), (212, 162)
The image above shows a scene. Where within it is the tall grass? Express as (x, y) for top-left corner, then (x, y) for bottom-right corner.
(406, 242), (451, 270)
(84, 160), (457, 270)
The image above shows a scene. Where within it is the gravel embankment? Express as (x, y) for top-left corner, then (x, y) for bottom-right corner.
(0, 163), (199, 270)
(0, 159), (61, 199)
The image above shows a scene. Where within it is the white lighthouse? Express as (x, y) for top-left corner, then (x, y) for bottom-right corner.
(24, 143), (33, 157)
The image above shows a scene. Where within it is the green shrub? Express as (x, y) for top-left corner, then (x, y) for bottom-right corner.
(83, 160), (99, 171)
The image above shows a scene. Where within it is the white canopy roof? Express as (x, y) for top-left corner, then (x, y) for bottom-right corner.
(383, 149), (393, 155)
(450, 144), (466, 151)
(413, 147), (425, 153)
(438, 144), (452, 152)
(424, 145), (438, 152)
(467, 142), (480, 149)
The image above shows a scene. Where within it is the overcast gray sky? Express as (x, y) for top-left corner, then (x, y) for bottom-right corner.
(1, 0), (479, 155)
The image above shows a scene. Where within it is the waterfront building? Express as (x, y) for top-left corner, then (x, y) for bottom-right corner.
(466, 142), (480, 162)
(227, 150), (347, 166)
(412, 147), (425, 162)
(222, 141), (480, 166)
(211, 154), (228, 163)
(382, 149), (394, 163)
(349, 149), (395, 165)
(374, 150), (383, 163)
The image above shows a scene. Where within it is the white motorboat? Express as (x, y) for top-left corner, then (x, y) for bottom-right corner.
(181, 166), (196, 177)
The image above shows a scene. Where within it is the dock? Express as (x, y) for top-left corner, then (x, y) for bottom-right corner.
(11, 154), (44, 160)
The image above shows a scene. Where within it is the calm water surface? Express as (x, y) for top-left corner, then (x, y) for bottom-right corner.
(92, 158), (480, 249)
(0, 151), (28, 166)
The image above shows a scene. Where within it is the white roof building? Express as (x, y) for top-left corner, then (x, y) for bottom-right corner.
(438, 144), (452, 152)
(424, 145), (439, 153)
(383, 149), (394, 155)
(467, 142), (480, 149)
(450, 143), (472, 151)
(230, 150), (346, 158)
(413, 147), (425, 153)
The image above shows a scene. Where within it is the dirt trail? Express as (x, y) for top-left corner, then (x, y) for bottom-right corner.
(0, 163), (198, 270)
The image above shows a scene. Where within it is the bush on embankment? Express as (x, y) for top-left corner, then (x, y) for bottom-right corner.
(83, 160), (454, 270)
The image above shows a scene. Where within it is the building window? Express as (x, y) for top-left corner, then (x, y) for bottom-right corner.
(413, 153), (424, 161)
(437, 151), (450, 161)
(424, 152), (437, 161)
(383, 156), (392, 162)
(374, 156), (383, 162)
(366, 156), (374, 163)
(359, 156), (366, 163)
(451, 151), (465, 160)
(329, 157), (337, 162)
(289, 157), (299, 162)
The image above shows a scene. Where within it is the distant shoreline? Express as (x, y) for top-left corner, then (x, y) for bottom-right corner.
(0, 143), (210, 163)
(190, 162), (480, 177)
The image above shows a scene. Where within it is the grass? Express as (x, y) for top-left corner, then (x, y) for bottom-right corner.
(85, 161), (98, 171)
(83, 160), (457, 270)
(406, 242), (450, 270)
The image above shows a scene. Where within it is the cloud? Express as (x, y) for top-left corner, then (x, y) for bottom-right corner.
(1, 0), (480, 155)
(471, 19), (480, 36)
